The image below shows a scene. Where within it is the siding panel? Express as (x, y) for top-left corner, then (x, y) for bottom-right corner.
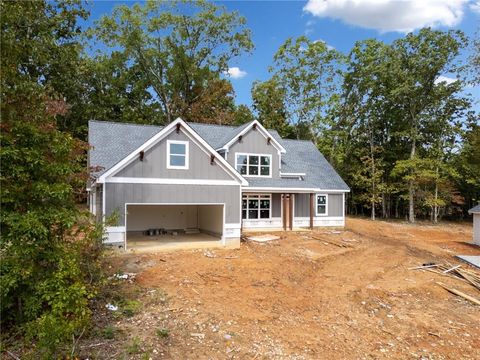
(227, 128), (280, 179)
(328, 194), (343, 217)
(105, 183), (240, 226)
(272, 193), (282, 217)
(115, 130), (232, 180)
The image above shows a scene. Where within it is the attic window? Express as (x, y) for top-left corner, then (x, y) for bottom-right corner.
(167, 140), (189, 170)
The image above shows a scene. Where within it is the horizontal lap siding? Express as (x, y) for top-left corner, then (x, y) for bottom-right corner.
(105, 183), (240, 226)
(115, 130), (232, 180)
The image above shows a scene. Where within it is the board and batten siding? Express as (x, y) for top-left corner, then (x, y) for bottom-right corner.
(105, 183), (241, 227)
(294, 193), (343, 217)
(272, 193), (282, 217)
(474, 214), (480, 245)
(115, 130), (232, 180)
(226, 128), (280, 179)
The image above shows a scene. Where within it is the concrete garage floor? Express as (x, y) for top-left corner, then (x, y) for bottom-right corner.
(126, 232), (223, 253)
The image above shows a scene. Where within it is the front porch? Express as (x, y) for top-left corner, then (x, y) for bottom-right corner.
(241, 192), (345, 231)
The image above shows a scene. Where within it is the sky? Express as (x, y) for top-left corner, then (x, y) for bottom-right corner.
(83, 0), (480, 107)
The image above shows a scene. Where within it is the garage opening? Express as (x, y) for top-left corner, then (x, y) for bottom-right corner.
(125, 204), (224, 251)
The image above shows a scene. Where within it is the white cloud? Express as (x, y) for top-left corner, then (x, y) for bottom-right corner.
(303, 0), (468, 33)
(471, 1), (480, 14)
(225, 67), (247, 79)
(313, 39), (335, 50)
(435, 75), (458, 85)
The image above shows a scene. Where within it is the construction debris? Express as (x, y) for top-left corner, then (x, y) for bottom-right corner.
(246, 234), (280, 243)
(436, 282), (480, 306)
(412, 262), (480, 292)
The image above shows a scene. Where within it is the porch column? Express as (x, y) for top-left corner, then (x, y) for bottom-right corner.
(310, 193), (314, 229)
(289, 193), (293, 230)
(282, 194), (287, 231)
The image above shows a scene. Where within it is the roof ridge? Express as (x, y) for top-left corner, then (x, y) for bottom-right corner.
(89, 119), (163, 129)
(187, 121), (241, 129)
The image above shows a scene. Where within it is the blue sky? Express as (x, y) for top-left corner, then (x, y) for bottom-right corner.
(83, 0), (479, 106)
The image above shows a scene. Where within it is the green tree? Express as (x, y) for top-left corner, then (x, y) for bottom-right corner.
(251, 78), (294, 137)
(1, 1), (103, 356)
(91, 0), (253, 124)
(233, 104), (255, 125)
(388, 28), (468, 222)
(271, 36), (344, 141)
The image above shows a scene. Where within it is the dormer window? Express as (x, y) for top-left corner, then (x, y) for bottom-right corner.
(235, 153), (271, 177)
(167, 140), (189, 169)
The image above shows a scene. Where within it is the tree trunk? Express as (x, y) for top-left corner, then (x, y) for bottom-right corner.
(408, 135), (416, 223)
(433, 167), (439, 224)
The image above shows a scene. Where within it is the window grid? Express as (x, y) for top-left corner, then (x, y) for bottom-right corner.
(316, 194), (328, 216)
(167, 140), (189, 169)
(235, 153), (271, 177)
(242, 194), (271, 220)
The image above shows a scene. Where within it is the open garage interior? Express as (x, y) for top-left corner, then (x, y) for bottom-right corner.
(126, 204), (224, 251)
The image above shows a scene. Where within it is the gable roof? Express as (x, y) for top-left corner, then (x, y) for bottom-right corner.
(469, 204), (480, 214)
(218, 120), (286, 154)
(89, 119), (349, 191)
(244, 139), (349, 191)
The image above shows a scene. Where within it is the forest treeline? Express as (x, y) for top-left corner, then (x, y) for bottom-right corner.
(5, 1), (480, 223)
(0, 0), (479, 355)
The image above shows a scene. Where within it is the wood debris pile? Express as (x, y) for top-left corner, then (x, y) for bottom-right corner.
(411, 262), (480, 305)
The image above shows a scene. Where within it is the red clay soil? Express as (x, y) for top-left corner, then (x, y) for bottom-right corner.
(81, 217), (479, 359)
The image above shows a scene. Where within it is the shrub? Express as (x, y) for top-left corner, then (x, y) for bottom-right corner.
(156, 327), (170, 338)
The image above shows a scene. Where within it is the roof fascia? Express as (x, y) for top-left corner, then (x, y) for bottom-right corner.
(97, 118), (248, 186)
(218, 120), (286, 154)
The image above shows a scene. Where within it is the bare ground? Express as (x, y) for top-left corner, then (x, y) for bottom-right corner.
(80, 217), (480, 359)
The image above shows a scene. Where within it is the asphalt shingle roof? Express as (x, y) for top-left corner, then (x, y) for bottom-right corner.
(469, 204), (480, 214)
(89, 120), (349, 191)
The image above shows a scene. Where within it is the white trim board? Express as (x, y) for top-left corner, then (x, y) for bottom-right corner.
(106, 177), (240, 186)
(97, 118), (248, 186)
(218, 120), (286, 154)
(166, 139), (189, 170)
(242, 187), (350, 193)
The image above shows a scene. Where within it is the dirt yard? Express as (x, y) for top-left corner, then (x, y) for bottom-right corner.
(81, 217), (480, 359)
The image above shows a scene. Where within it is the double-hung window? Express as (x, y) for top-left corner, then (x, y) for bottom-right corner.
(167, 140), (189, 169)
(242, 194), (271, 219)
(316, 194), (327, 216)
(236, 154), (271, 177)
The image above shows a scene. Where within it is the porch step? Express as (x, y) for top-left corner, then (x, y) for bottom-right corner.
(185, 228), (200, 234)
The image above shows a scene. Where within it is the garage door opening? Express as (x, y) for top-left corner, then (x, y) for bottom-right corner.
(125, 204), (224, 251)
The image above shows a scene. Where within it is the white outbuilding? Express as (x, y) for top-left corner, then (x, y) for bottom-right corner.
(468, 204), (480, 246)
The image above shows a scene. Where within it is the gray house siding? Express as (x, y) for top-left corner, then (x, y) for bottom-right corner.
(95, 184), (103, 222)
(328, 194), (344, 217)
(227, 128), (280, 179)
(105, 183), (241, 226)
(115, 130), (232, 180)
(294, 193), (343, 217)
(272, 193), (282, 217)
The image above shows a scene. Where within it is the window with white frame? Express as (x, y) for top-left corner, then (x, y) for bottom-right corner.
(236, 154), (271, 177)
(167, 140), (189, 169)
(316, 194), (327, 216)
(242, 194), (271, 219)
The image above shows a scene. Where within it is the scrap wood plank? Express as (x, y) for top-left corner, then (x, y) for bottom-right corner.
(443, 265), (461, 274)
(311, 236), (352, 248)
(436, 282), (480, 306)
